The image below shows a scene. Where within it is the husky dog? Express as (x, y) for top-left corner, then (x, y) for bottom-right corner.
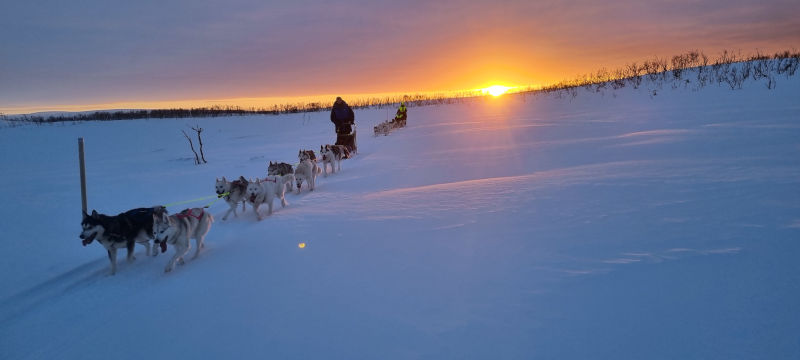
(320, 144), (351, 176)
(215, 176), (248, 221)
(79, 207), (160, 275)
(268, 161), (294, 175)
(268, 161), (295, 193)
(153, 207), (214, 273)
(374, 121), (392, 136)
(294, 159), (321, 193)
(298, 149), (317, 163)
(246, 174), (295, 220)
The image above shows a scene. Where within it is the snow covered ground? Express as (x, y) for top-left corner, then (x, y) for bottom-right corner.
(1, 76), (799, 359)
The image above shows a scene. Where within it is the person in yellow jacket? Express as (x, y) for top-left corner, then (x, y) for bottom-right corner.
(393, 101), (407, 126)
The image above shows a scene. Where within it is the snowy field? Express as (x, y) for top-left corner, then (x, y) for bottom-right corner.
(1, 76), (799, 359)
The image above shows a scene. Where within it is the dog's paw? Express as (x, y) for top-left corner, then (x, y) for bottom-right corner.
(178, 258), (185, 266)
(164, 266), (172, 273)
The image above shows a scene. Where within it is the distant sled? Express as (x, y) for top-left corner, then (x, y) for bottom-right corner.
(374, 117), (406, 136)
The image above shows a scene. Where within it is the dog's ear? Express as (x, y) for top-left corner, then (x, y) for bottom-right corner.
(82, 210), (89, 219)
(91, 210), (98, 218)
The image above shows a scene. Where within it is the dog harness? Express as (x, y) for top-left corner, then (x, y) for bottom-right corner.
(176, 208), (204, 220)
(262, 177), (277, 183)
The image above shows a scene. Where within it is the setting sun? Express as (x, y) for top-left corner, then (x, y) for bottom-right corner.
(482, 85), (512, 97)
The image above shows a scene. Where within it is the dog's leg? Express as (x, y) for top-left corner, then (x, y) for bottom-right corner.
(192, 236), (202, 259)
(166, 239), (190, 272)
(222, 205), (233, 221)
(278, 185), (288, 208)
(253, 201), (263, 221)
(179, 234), (191, 265)
(126, 240), (136, 263)
(193, 228), (207, 259)
(143, 239), (152, 257)
(267, 199), (274, 216)
(108, 249), (117, 275)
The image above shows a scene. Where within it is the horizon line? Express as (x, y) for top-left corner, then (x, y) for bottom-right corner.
(0, 86), (539, 116)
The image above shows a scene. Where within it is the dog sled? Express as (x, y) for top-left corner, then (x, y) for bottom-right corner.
(335, 124), (357, 154)
(373, 117), (406, 136)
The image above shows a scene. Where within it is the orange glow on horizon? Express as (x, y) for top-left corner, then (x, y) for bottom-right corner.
(481, 85), (513, 97)
(2, 85), (535, 115)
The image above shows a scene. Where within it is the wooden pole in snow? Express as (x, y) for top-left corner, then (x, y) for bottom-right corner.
(78, 137), (88, 214)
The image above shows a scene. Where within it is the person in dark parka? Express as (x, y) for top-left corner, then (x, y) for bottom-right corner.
(331, 97), (355, 135)
(330, 97), (357, 153)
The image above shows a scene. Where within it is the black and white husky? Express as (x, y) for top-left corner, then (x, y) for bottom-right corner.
(153, 207), (214, 273)
(268, 161), (294, 193)
(246, 174), (295, 220)
(320, 144), (351, 176)
(215, 176), (248, 221)
(79, 207), (160, 275)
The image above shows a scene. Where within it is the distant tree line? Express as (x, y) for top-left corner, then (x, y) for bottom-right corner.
(3, 48), (798, 125)
(537, 49), (800, 99)
(3, 90), (487, 125)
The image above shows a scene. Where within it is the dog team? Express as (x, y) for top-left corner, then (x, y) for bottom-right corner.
(374, 100), (407, 136)
(80, 144), (353, 275)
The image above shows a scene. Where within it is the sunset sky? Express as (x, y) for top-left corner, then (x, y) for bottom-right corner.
(2, 0), (798, 114)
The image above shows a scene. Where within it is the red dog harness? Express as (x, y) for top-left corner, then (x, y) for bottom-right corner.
(176, 208), (204, 220)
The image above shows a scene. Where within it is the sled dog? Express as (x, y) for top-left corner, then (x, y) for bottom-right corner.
(320, 144), (350, 176)
(294, 158), (321, 193)
(298, 149), (317, 163)
(79, 207), (160, 275)
(268, 161), (295, 193)
(246, 174), (294, 220)
(153, 207), (214, 273)
(374, 121), (392, 136)
(215, 176), (248, 220)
